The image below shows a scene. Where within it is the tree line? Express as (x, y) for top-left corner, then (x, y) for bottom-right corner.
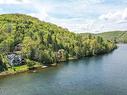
(0, 14), (117, 72)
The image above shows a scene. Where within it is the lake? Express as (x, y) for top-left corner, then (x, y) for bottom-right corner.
(0, 44), (127, 95)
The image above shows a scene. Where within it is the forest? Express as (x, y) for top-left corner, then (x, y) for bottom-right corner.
(97, 31), (127, 43)
(0, 14), (117, 72)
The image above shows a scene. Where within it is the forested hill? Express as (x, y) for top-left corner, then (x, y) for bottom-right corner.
(97, 31), (127, 43)
(0, 14), (116, 72)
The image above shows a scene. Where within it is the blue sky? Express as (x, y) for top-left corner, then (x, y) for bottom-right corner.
(0, 0), (127, 33)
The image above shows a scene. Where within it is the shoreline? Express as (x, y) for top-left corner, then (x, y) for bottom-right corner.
(0, 48), (116, 78)
(0, 57), (78, 78)
(0, 65), (48, 78)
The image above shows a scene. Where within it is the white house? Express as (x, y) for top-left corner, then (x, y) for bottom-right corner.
(7, 53), (24, 66)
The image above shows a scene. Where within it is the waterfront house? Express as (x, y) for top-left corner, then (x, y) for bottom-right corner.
(7, 53), (25, 66)
(56, 49), (66, 62)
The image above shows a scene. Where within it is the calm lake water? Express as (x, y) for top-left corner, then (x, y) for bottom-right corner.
(0, 44), (127, 95)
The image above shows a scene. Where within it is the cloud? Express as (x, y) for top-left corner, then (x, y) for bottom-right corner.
(0, 0), (30, 4)
(0, 0), (127, 33)
(47, 17), (97, 33)
(28, 1), (55, 21)
(122, 8), (127, 20)
(0, 0), (52, 21)
(99, 8), (127, 23)
(99, 12), (121, 21)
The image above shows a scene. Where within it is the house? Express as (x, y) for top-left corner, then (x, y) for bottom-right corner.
(56, 49), (66, 62)
(14, 44), (22, 51)
(7, 53), (25, 66)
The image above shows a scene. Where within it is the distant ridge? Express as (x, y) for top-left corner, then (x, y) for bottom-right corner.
(97, 31), (127, 43)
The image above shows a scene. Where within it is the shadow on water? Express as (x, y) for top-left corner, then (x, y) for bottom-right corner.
(65, 48), (116, 66)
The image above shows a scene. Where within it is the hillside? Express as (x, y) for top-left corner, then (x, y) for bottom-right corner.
(0, 14), (116, 72)
(97, 31), (127, 43)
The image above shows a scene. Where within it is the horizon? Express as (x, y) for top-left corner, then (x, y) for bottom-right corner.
(0, 0), (127, 33)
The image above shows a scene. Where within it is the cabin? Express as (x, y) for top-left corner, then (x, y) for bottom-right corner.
(56, 49), (66, 62)
(7, 53), (25, 66)
(14, 44), (22, 51)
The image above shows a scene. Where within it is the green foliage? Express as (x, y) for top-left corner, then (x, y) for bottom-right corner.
(0, 54), (8, 72)
(0, 14), (116, 72)
(76, 34), (116, 57)
(26, 59), (35, 69)
(97, 31), (127, 43)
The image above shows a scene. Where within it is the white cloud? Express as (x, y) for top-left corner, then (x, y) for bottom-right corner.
(99, 8), (127, 23)
(122, 8), (127, 20)
(28, 1), (55, 21)
(47, 17), (97, 33)
(1, 0), (127, 33)
(0, 0), (52, 21)
(99, 12), (120, 21)
(0, 0), (30, 4)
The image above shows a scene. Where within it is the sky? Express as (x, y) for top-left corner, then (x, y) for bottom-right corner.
(0, 0), (127, 33)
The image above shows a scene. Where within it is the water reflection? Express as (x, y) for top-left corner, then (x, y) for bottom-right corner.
(0, 44), (127, 95)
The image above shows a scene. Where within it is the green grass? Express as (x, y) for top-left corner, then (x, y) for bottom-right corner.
(14, 65), (28, 71)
